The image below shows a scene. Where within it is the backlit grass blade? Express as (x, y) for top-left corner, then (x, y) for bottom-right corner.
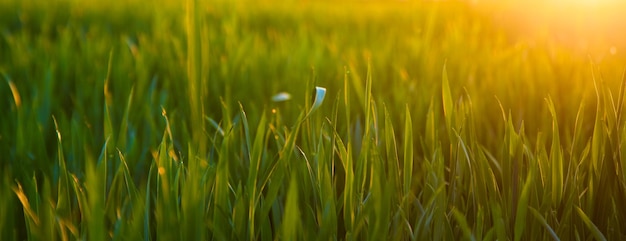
(347, 63), (364, 115)
(492, 202), (507, 241)
(144, 162), (155, 241)
(344, 66), (352, 136)
(334, 130), (355, 233)
(104, 50), (115, 152)
(546, 97), (563, 205)
(403, 105), (414, 197)
(155, 113), (182, 240)
(442, 62), (453, 134)
(591, 67), (605, 175)
(424, 99), (437, 154)
(570, 101), (585, 158)
(371, 154), (393, 241)
(86, 144), (106, 241)
(213, 117), (235, 240)
(383, 105), (400, 191)
(117, 86), (134, 151)
(282, 175), (301, 241)
(12, 182), (40, 226)
(451, 207), (476, 241)
(529, 207), (560, 241)
(247, 111), (268, 240)
(52, 116), (72, 228)
(232, 184), (247, 240)
(616, 67), (626, 125)
(514, 167), (533, 241)
(316, 132), (338, 241)
(186, 0), (203, 131)
(3, 73), (21, 110)
(205, 116), (225, 136)
(575, 206), (607, 241)
(364, 61), (373, 140)
(107, 150), (145, 240)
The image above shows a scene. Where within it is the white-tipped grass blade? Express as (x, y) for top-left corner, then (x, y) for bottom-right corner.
(307, 86), (326, 117)
(271, 92), (292, 102)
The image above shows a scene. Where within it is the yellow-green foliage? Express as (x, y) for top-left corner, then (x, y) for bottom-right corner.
(1, 0), (626, 240)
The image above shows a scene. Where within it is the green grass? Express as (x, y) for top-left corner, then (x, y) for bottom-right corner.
(2, 0), (626, 240)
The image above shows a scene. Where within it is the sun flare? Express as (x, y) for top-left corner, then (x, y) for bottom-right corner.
(550, 0), (618, 7)
(476, 0), (626, 51)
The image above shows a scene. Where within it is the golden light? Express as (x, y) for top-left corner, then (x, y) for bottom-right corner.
(547, 0), (619, 7)
(476, 0), (626, 52)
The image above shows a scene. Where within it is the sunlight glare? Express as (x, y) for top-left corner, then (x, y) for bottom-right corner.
(477, 0), (626, 52)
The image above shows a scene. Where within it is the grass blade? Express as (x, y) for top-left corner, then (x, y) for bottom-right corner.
(403, 105), (414, 197)
(575, 206), (607, 241)
(529, 207), (560, 241)
(514, 168), (533, 241)
(442, 61), (453, 134)
(451, 207), (476, 241)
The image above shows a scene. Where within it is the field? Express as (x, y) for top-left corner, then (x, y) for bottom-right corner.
(2, 0), (626, 240)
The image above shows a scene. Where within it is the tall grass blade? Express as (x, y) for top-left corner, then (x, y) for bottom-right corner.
(546, 97), (563, 205)
(3, 73), (21, 109)
(282, 175), (301, 241)
(442, 62), (453, 134)
(529, 207), (560, 241)
(247, 112), (267, 241)
(104, 50), (115, 152)
(451, 207), (476, 241)
(403, 105), (414, 197)
(575, 206), (607, 241)
(186, 0), (206, 157)
(514, 168), (533, 241)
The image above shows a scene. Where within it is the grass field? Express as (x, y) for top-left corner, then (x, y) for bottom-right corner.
(2, 0), (626, 240)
